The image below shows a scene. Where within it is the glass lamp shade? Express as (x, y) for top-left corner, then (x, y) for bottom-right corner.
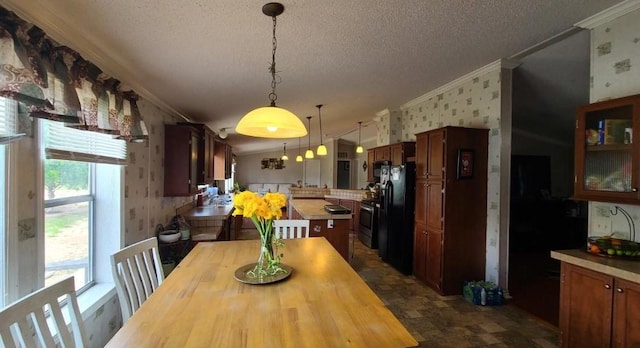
(305, 149), (314, 159)
(316, 144), (327, 156)
(356, 145), (364, 153)
(296, 154), (303, 162)
(236, 106), (307, 138)
(281, 154), (289, 160)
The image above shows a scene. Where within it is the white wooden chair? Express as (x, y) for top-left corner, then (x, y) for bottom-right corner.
(274, 219), (310, 239)
(110, 237), (164, 323)
(0, 276), (88, 348)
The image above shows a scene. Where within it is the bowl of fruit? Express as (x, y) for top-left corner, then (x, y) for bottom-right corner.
(587, 236), (640, 259)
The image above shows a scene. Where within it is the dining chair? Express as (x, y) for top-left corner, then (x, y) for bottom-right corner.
(274, 219), (310, 239)
(0, 276), (89, 348)
(111, 237), (164, 323)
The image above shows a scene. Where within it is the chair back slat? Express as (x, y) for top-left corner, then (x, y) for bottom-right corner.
(0, 277), (88, 348)
(274, 220), (310, 239)
(111, 237), (164, 323)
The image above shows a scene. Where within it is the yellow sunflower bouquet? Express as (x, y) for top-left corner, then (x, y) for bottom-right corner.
(233, 191), (288, 278)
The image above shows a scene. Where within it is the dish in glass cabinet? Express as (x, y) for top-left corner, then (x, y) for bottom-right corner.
(233, 263), (293, 285)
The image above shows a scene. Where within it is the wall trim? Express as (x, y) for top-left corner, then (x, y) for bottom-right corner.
(0, 0), (191, 123)
(400, 59), (520, 109)
(576, 0), (640, 29)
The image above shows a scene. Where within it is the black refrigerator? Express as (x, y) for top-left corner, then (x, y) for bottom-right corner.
(378, 163), (415, 275)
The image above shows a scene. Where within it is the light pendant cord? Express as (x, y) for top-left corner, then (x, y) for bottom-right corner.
(269, 14), (278, 106)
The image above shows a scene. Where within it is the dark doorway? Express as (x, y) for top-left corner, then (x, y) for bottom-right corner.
(337, 160), (350, 189)
(508, 29), (590, 327)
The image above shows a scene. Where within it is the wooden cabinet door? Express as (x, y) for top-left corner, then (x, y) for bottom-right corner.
(413, 223), (427, 281)
(425, 180), (443, 231)
(414, 181), (427, 225)
(390, 143), (403, 165)
(339, 199), (356, 231)
(612, 278), (640, 347)
(214, 141), (232, 180)
(560, 263), (613, 348)
(416, 133), (428, 179)
(203, 126), (215, 183)
(367, 150), (375, 182)
(427, 130), (444, 181)
(425, 229), (442, 292)
(164, 125), (199, 196)
(374, 146), (390, 161)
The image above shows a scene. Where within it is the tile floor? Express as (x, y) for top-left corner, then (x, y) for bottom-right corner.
(351, 238), (560, 347)
(238, 229), (560, 347)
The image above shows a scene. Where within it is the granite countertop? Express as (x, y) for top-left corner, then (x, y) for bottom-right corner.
(182, 203), (234, 220)
(551, 249), (640, 284)
(290, 199), (353, 220)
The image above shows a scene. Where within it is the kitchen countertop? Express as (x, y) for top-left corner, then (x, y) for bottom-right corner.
(290, 199), (353, 220)
(551, 249), (640, 283)
(182, 203), (234, 220)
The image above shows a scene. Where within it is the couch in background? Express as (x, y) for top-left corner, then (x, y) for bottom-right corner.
(246, 183), (295, 197)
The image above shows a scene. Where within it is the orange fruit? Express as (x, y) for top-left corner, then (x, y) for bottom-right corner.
(590, 244), (601, 254)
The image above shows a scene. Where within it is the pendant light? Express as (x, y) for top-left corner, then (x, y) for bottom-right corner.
(356, 121), (364, 153)
(316, 104), (327, 156)
(281, 142), (288, 160)
(305, 116), (314, 159)
(296, 137), (303, 162)
(235, 3), (307, 139)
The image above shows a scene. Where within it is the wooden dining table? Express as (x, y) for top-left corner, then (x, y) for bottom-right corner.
(105, 237), (417, 347)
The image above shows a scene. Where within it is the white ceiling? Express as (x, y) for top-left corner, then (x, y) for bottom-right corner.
(1, 0), (624, 154)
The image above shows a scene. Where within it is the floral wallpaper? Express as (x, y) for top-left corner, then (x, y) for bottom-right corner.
(124, 100), (192, 245)
(393, 69), (505, 283)
(588, 8), (640, 243)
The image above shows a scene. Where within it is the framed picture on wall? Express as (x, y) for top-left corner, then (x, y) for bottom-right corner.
(456, 149), (474, 179)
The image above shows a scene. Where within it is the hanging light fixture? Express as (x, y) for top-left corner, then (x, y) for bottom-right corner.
(356, 121), (364, 153)
(296, 136), (303, 162)
(316, 104), (327, 156)
(235, 3), (307, 139)
(305, 116), (314, 159)
(218, 128), (228, 139)
(281, 142), (289, 160)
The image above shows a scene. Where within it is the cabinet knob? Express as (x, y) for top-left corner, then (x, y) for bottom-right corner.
(605, 284), (611, 289)
(617, 288), (624, 293)
(633, 188), (638, 192)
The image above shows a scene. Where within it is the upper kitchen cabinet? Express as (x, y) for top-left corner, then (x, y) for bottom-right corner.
(415, 131), (443, 181)
(214, 140), (233, 180)
(164, 124), (200, 196)
(390, 142), (416, 165)
(187, 123), (216, 184)
(367, 149), (375, 182)
(573, 94), (640, 204)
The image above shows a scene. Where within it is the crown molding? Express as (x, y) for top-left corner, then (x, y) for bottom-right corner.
(0, 0), (191, 122)
(400, 59), (520, 109)
(576, 0), (640, 29)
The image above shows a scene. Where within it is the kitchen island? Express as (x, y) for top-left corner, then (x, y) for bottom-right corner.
(290, 199), (353, 261)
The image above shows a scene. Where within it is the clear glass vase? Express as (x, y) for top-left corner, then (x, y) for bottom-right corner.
(248, 221), (285, 279)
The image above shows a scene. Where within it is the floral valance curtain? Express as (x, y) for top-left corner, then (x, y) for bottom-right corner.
(0, 7), (148, 142)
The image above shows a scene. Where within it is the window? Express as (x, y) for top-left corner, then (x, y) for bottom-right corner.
(41, 120), (127, 293)
(0, 96), (18, 308)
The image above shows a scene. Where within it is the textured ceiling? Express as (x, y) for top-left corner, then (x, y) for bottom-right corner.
(1, 0), (624, 153)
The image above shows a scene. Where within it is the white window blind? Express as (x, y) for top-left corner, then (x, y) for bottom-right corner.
(0, 97), (23, 144)
(43, 120), (128, 165)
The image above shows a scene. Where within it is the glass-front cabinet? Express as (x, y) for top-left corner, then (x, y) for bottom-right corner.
(574, 94), (640, 204)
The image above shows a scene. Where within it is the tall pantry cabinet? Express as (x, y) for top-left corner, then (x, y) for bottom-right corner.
(413, 126), (488, 295)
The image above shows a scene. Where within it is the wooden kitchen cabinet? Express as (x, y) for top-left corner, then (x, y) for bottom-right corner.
(164, 124), (200, 196)
(214, 140), (233, 180)
(390, 142), (416, 166)
(183, 123), (216, 184)
(573, 93), (640, 205)
(367, 150), (375, 182)
(374, 146), (390, 161)
(560, 262), (640, 347)
(413, 126), (488, 295)
(413, 223), (443, 292)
